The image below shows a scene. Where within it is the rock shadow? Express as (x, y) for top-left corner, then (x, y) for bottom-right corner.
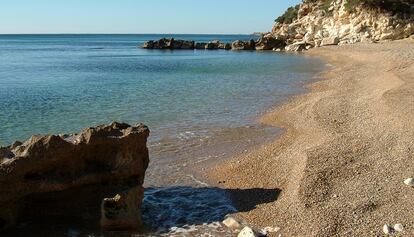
(1, 186), (281, 236)
(142, 186), (281, 232)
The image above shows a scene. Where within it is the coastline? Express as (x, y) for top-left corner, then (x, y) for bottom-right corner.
(207, 39), (414, 236)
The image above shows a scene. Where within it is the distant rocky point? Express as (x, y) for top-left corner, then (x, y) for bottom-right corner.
(141, 37), (286, 51)
(0, 122), (150, 231)
(142, 38), (233, 50)
(142, 0), (414, 52)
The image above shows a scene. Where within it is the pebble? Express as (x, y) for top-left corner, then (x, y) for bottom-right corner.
(238, 226), (258, 237)
(394, 223), (404, 232)
(222, 216), (242, 229)
(383, 224), (391, 234)
(260, 226), (281, 235)
(403, 178), (414, 186)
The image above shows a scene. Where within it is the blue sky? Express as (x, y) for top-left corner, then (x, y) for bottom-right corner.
(0, 0), (301, 34)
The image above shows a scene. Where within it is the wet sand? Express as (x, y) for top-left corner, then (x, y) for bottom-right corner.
(208, 39), (414, 236)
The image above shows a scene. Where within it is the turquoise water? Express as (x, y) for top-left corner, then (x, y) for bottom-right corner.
(0, 34), (321, 148)
(0, 34), (323, 235)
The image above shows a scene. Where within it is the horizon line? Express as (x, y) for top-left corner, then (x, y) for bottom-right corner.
(0, 32), (262, 35)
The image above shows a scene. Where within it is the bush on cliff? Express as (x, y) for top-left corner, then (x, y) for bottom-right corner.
(345, 0), (414, 14)
(275, 4), (300, 24)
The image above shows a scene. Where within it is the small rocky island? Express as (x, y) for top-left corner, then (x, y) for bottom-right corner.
(0, 122), (150, 231)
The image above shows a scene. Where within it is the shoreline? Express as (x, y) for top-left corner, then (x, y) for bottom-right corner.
(207, 39), (414, 236)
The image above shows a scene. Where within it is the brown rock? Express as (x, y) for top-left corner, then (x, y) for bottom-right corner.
(153, 38), (174, 49)
(101, 186), (144, 230)
(142, 40), (154, 49)
(195, 42), (207, 49)
(321, 37), (340, 46)
(231, 40), (256, 50)
(285, 42), (307, 52)
(205, 41), (220, 49)
(219, 43), (232, 50)
(255, 35), (285, 50)
(0, 122), (150, 230)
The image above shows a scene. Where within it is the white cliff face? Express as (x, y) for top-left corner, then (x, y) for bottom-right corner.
(272, 0), (414, 51)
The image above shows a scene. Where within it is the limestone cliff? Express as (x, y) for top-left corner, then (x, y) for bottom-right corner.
(269, 0), (414, 51)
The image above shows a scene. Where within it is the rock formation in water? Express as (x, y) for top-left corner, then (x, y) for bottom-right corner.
(142, 38), (232, 50)
(0, 122), (150, 231)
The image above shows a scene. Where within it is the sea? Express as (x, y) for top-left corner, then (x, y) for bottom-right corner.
(0, 34), (323, 236)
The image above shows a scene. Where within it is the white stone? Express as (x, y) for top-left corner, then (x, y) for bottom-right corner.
(404, 178), (414, 186)
(260, 226), (281, 235)
(383, 224), (391, 235)
(394, 223), (404, 232)
(222, 216), (242, 229)
(238, 226), (258, 237)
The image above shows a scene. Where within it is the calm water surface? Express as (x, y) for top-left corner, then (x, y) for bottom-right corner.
(0, 34), (323, 236)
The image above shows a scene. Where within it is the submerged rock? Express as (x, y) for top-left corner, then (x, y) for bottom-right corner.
(0, 122), (150, 230)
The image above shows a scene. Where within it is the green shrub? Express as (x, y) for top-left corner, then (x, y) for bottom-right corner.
(275, 4), (300, 24)
(344, 0), (414, 14)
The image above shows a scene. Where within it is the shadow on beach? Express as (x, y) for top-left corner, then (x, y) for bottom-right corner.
(1, 186), (281, 236)
(143, 186), (281, 231)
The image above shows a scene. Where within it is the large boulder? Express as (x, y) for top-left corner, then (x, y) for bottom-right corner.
(171, 40), (195, 49)
(142, 40), (154, 49)
(255, 34), (286, 50)
(205, 40), (220, 49)
(285, 41), (307, 52)
(152, 38), (174, 49)
(321, 37), (340, 46)
(219, 43), (232, 50)
(231, 40), (256, 50)
(195, 42), (207, 49)
(0, 122), (150, 231)
(181, 40), (195, 49)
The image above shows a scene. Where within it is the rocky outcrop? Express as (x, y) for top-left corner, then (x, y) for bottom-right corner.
(195, 42), (207, 49)
(219, 42), (232, 50)
(142, 39), (233, 50)
(0, 122), (150, 230)
(270, 0), (414, 51)
(142, 1), (413, 52)
(231, 40), (256, 50)
(142, 38), (195, 49)
(255, 34), (286, 50)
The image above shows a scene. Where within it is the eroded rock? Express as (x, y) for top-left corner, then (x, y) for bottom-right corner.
(0, 122), (150, 230)
(232, 40), (256, 50)
(101, 186), (144, 230)
(255, 34), (285, 50)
